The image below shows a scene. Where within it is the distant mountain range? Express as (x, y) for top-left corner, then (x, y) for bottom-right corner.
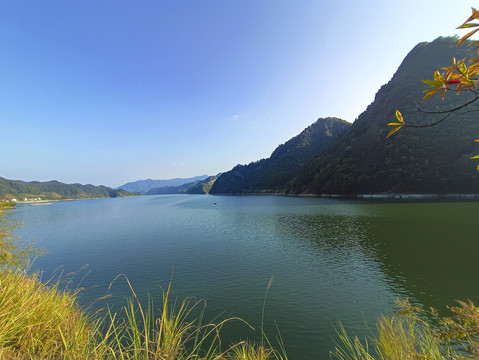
(5, 38), (478, 198)
(210, 118), (350, 194)
(116, 176), (209, 194)
(0, 177), (136, 201)
(146, 175), (220, 195)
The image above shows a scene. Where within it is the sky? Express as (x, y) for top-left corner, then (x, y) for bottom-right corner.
(1, 1), (477, 187)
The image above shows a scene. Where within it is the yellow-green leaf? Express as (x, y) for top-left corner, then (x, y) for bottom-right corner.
(440, 88), (447, 100)
(464, 8), (479, 23)
(387, 126), (403, 138)
(388, 122), (403, 126)
(395, 109), (404, 124)
(422, 88), (441, 101)
(457, 28), (479, 46)
(470, 155), (479, 159)
(458, 22), (479, 29)
(422, 79), (441, 87)
(460, 78), (475, 86)
(433, 70), (444, 82)
(468, 63), (479, 71)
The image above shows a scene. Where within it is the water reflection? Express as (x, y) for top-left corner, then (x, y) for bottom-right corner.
(206, 198), (403, 358)
(355, 200), (479, 313)
(8, 196), (478, 359)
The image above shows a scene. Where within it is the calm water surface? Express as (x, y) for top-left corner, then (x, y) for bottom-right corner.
(8, 195), (479, 359)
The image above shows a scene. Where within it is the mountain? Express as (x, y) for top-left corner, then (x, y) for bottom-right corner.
(209, 117), (351, 194)
(186, 174), (220, 194)
(117, 176), (209, 193)
(146, 174), (220, 195)
(0, 177), (137, 200)
(145, 182), (194, 195)
(288, 37), (479, 195)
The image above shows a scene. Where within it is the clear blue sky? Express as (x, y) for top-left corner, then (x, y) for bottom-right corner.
(1, 1), (476, 187)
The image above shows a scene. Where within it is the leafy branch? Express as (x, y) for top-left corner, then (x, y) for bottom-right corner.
(388, 7), (479, 167)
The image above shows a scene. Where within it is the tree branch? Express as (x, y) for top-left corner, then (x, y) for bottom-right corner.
(416, 95), (479, 115)
(404, 111), (454, 128)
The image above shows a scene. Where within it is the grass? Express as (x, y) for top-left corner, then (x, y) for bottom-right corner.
(0, 199), (285, 359)
(0, 269), (286, 359)
(330, 299), (479, 360)
(3, 267), (479, 360)
(0, 268), (106, 358)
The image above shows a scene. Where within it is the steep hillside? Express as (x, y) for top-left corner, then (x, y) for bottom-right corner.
(288, 37), (479, 195)
(0, 177), (136, 200)
(146, 175), (219, 195)
(186, 175), (219, 194)
(146, 183), (193, 195)
(210, 117), (350, 194)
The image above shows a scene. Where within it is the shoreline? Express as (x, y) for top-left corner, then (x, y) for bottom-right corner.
(13, 195), (140, 205)
(356, 193), (479, 199)
(209, 192), (479, 199)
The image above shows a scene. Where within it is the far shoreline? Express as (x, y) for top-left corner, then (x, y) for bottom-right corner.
(208, 191), (479, 200)
(13, 195), (141, 205)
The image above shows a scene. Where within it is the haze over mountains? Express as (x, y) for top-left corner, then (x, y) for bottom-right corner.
(146, 175), (220, 195)
(116, 176), (209, 194)
(3, 37), (479, 199)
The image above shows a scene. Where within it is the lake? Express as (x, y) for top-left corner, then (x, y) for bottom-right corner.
(7, 195), (479, 359)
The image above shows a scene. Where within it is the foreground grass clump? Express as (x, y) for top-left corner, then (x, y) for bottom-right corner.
(331, 299), (479, 360)
(0, 269), (284, 359)
(0, 269), (106, 358)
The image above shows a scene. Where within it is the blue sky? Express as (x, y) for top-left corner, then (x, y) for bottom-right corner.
(1, 1), (476, 187)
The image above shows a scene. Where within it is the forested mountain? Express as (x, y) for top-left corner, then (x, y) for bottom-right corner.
(209, 118), (350, 194)
(146, 175), (219, 195)
(117, 175), (208, 194)
(186, 175), (219, 194)
(145, 183), (194, 195)
(288, 37), (479, 195)
(0, 177), (136, 200)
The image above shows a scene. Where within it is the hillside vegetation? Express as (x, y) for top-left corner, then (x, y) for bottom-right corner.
(0, 177), (135, 201)
(210, 117), (350, 194)
(186, 175), (220, 194)
(146, 175), (219, 195)
(288, 37), (479, 195)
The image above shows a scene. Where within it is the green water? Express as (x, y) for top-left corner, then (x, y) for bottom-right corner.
(9, 195), (479, 359)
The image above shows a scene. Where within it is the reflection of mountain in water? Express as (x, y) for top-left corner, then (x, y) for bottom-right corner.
(272, 199), (479, 314)
(12, 195), (478, 359)
(362, 200), (479, 313)
(271, 207), (412, 301)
